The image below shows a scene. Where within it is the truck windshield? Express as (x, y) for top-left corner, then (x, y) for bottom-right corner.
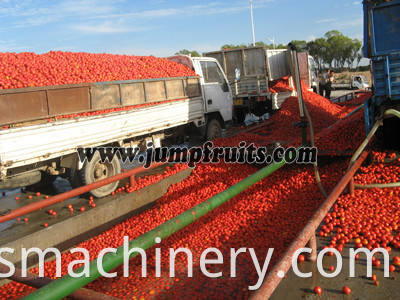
(200, 61), (226, 85)
(360, 75), (368, 83)
(308, 56), (315, 71)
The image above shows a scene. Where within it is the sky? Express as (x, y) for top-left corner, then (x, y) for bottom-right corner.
(0, 0), (365, 57)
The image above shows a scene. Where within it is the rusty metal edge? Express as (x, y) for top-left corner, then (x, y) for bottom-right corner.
(0, 264), (117, 300)
(0, 162), (174, 223)
(0, 76), (200, 95)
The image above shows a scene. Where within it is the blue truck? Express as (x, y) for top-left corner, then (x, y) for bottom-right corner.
(363, 0), (400, 148)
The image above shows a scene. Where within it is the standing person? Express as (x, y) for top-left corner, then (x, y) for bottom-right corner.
(318, 71), (326, 96)
(325, 70), (334, 99)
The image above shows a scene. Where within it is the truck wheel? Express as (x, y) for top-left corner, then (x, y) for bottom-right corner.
(80, 151), (121, 198)
(206, 119), (222, 140)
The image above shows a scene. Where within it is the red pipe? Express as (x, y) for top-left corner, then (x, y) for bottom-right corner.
(306, 234), (317, 262)
(349, 177), (355, 196)
(0, 161), (167, 223)
(250, 151), (368, 300)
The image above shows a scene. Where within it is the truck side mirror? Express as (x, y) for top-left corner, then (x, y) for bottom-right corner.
(235, 68), (241, 81)
(222, 81), (229, 92)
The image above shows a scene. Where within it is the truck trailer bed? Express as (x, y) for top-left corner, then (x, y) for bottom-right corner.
(0, 76), (204, 176)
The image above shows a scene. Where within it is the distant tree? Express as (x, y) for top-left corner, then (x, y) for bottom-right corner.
(348, 39), (362, 68)
(320, 30), (362, 69)
(289, 40), (308, 52)
(221, 41), (286, 50)
(220, 43), (247, 50)
(275, 43), (287, 49)
(355, 52), (363, 69)
(307, 38), (329, 70)
(323, 30), (341, 68)
(174, 49), (200, 57)
(255, 41), (267, 48)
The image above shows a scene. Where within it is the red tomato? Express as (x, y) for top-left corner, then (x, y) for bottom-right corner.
(389, 264), (396, 272)
(314, 286), (322, 295)
(342, 286), (351, 295)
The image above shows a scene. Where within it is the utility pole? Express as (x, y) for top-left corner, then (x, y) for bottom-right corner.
(249, 0), (256, 46)
(267, 37), (275, 49)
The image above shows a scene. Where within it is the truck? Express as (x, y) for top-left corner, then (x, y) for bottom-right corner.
(332, 74), (370, 90)
(203, 47), (318, 122)
(363, 0), (400, 149)
(297, 51), (319, 93)
(0, 56), (233, 197)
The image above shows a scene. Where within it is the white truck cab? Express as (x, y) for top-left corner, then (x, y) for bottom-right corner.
(351, 75), (370, 90)
(308, 55), (319, 92)
(167, 55), (233, 138)
(190, 57), (233, 122)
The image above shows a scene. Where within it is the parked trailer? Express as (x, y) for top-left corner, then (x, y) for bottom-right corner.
(0, 69), (232, 196)
(204, 47), (317, 122)
(363, 0), (400, 148)
(204, 47), (279, 122)
(266, 49), (292, 81)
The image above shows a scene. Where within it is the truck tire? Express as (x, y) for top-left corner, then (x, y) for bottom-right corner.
(206, 118), (222, 141)
(79, 151), (121, 198)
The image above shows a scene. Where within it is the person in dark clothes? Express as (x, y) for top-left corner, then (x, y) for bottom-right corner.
(318, 71), (326, 97)
(325, 70), (334, 99)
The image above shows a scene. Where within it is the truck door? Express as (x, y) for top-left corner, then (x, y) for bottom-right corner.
(198, 60), (233, 121)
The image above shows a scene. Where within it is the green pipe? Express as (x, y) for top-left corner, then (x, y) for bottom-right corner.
(384, 108), (400, 119)
(350, 108), (400, 168)
(24, 159), (288, 300)
(349, 119), (381, 168)
(355, 182), (400, 189)
(303, 100), (327, 198)
(351, 109), (400, 191)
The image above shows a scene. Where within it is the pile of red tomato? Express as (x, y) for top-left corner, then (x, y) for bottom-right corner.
(269, 76), (294, 93)
(215, 88), (363, 153)
(315, 109), (365, 155)
(0, 51), (196, 90)
(0, 158), (349, 299)
(3, 83), (398, 299)
(318, 152), (400, 289)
